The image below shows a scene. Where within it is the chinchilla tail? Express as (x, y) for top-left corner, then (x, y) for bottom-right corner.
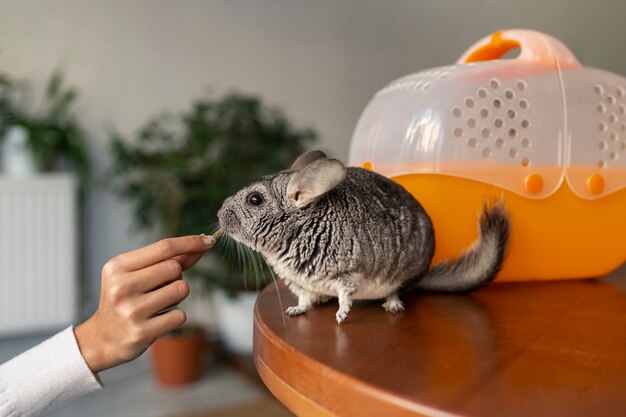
(414, 200), (510, 293)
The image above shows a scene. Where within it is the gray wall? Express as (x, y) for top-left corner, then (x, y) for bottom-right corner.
(0, 0), (624, 314)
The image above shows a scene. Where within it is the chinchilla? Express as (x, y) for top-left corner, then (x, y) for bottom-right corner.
(217, 150), (510, 324)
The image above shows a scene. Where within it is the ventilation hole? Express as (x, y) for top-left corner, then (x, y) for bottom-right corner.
(508, 128), (517, 138)
(478, 88), (488, 98)
(521, 138), (530, 148)
(453, 127), (463, 138)
(598, 103), (607, 113)
(621, 142), (626, 152)
(467, 118), (476, 128)
(481, 147), (492, 158)
(621, 123), (626, 133)
(610, 131), (619, 142)
(505, 89), (515, 100)
(610, 150), (618, 160)
(480, 108), (489, 118)
(519, 99), (529, 110)
(598, 159), (607, 169)
(467, 137), (477, 147)
(422, 82), (431, 90)
(594, 84), (604, 96)
(516, 80), (527, 91)
(620, 105), (626, 115)
(507, 109), (516, 119)
(521, 119), (530, 129)
(599, 141), (608, 150)
(509, 147), (518, 158)
(481, 128), (491, 138)
(465, 97), (475, 108)
(494, 118), (504, 128)
(493, 98), (502, 109)
(489, 78), (500, 89)
(452, 107), (462, 117)
(521, 157), (530, 167)
(495, 138), (505, 148)
(607, 95), (616, 105)
(598, 122), (607, 132)
(617, 86), (625, 97)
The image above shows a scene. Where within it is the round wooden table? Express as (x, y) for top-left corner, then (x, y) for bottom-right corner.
(253, 270), (626, 417)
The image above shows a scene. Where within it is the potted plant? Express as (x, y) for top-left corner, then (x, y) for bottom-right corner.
(0, 71), (90, 181)
(150, 325), (205, 386)
(108, 93), (316, 366)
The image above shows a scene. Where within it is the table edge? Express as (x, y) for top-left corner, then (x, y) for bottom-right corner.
(255, 354), (337, 417)
(253, 287), (460, 417)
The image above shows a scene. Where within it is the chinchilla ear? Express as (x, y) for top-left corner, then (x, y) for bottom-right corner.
(287, 158), (346, 208)
(291, 150), (327, 171)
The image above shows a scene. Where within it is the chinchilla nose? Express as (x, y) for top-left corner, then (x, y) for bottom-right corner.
(217, 198), (238, 228)
(217, 197), (231, 216)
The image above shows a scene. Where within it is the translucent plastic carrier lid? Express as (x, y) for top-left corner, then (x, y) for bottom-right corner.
(348, 29), (626, 199)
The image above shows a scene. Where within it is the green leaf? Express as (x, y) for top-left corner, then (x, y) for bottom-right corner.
(107, 92), (318, 293)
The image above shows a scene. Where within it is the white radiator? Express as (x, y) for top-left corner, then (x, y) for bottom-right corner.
(0, 174), (78, 336)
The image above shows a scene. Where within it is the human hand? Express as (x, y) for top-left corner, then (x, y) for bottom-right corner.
(74, 234), (216, 373)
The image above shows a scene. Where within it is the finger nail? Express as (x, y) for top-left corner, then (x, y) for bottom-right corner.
(201, 234), (216, 246)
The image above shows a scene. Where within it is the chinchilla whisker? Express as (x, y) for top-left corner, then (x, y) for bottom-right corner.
(267, 266), (287, 330)
(236, 241), (250, 292)
(219, 232), (231, 256)
(235, 243), (286, 330)
(242, 245), (254, 291)
(249, 248), (262, 292)
(224, 233), (234, 252)
(239, 244), (286, 329)
(255, 255), (264, 292)
(227, 234), (236, 257)
(241, 245), (257, 290)
(207, 219), (220, 234)
(249, 247), (264, 292)
(233, 240), (243, 290)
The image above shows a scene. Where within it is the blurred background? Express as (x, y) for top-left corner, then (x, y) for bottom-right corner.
(1, 1), (626, 416)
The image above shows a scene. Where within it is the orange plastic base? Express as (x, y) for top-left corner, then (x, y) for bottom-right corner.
(391, 173), (626, 281)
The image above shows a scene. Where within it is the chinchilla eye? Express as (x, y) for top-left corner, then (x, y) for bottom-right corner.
(247, 192), (264, 206)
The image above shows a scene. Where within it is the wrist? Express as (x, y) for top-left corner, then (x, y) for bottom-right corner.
(74, 315), (109, 373)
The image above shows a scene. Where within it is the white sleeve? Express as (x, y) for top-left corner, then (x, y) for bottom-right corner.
(0, 326), (103, 417)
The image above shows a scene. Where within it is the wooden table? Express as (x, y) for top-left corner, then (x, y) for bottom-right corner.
(253, 270), (626, 417)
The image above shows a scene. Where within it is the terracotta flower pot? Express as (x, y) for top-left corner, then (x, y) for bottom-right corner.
(150, 327), (205, 387)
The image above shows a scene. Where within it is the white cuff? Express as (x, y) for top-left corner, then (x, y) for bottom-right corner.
(0, 326), (103, 417)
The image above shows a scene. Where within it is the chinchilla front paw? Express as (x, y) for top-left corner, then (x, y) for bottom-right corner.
(285, 306), (309, 316)
(335, 307), (350, 324)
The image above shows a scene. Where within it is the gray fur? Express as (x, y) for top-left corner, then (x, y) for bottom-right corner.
(218, 150), (510, 323)
(413, 200), (510, 293)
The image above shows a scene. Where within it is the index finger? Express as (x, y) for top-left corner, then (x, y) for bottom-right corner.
(172, 251), (208, 271)
(117, 235), (215, 271)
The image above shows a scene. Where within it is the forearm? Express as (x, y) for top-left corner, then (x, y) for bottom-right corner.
(0, 235), (213, 417)
(0, 327), (102, 417)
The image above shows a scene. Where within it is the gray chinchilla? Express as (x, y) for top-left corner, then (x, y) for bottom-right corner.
(217, 150), (510, 323)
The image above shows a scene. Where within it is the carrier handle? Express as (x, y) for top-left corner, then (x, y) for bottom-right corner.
(456, 29), (580, 68)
